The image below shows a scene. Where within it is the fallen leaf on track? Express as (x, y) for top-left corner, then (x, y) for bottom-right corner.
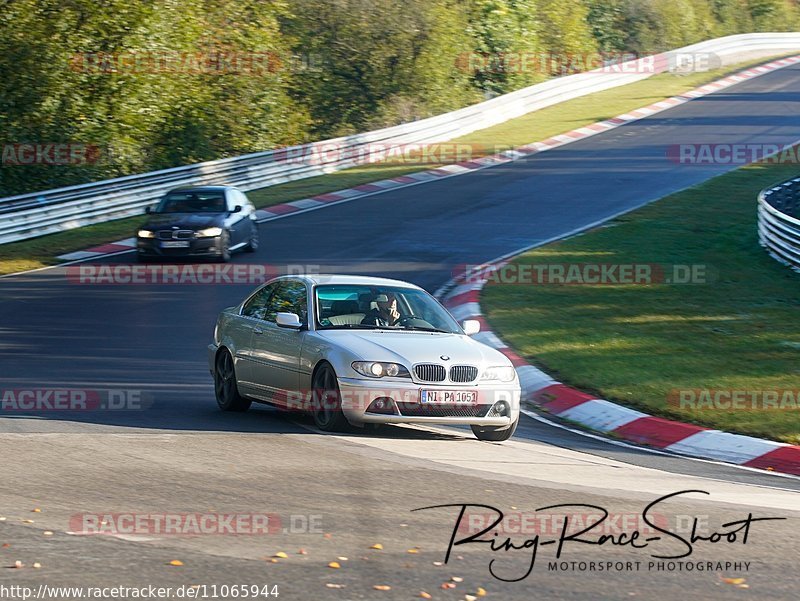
(168, 560), (184, 567)
(325, 584), (345, 589)
(274, 552), (288, 559)
(721, 577), (746, 585)
(370, 543), (383, 550)
(476, 586), (487, 597)
(328, 561), (341, 569)
(43, 531), (53, 537)
(451, 577), (464, 583)
(420, 592), (432, 599)
(373, 585), (391, 591)
(33, 563), (41, 569)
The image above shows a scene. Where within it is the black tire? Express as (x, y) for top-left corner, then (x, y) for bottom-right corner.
(217, 230), (231, 263)
(311, 364), (350, 432)
(245, 223), (259, 253)
(471, 416), (519, 442)
(214, 350), (251, 412)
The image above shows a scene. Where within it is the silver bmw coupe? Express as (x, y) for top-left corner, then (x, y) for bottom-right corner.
(208, 275), (521, 441)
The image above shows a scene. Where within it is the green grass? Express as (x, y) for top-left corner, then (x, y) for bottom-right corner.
(1, 54), (793, 276)
(481, 161), (800, 444)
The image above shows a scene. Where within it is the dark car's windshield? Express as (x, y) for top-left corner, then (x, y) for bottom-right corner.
(315, 284), (462, 333)
(154, 191), (226, 213)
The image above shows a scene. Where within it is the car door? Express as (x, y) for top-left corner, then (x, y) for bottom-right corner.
(235, 282), (280, 394)
(226, 189), (251, 247)
(247, 280), (309, 404)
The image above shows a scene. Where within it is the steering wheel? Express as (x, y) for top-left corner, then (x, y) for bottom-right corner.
(398, 315), (433, 328)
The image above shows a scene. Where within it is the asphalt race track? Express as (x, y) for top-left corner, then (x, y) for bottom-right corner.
(2, 63), (800, 599)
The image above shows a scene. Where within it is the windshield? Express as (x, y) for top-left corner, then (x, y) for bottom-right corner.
(155, 190), (226, 213)
(315, 284), (462, 333)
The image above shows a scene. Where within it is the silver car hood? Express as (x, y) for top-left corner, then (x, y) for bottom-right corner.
(316, 330), (512, 367)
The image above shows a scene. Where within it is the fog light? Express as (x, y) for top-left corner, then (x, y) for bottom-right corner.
(488, 401), (510, 417)
(366, 397), (396, 415)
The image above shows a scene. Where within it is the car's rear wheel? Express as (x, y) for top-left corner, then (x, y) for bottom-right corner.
(471, 416), (519, 442)
(245, 223), (259, 253)
(214, 350), (251, 412)
(311, 364), (350, 432)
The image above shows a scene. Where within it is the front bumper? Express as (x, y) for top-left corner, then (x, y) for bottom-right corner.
(336, 376), (520, 427)
(137, 235), (223, 259)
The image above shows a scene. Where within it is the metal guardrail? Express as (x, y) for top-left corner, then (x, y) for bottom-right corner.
(3, 33), (800, 245)
(758, 177), (800, 270)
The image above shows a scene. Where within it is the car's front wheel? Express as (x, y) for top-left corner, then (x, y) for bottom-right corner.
(471, 416), (519, 442)
(311, 364), (350, 432)
(217, 230), (232, 263)
(245, 223), (259, 253)
(214, 350), (251, 412)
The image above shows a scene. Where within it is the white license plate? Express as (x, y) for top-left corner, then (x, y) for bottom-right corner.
(420, 390), (478, 404)
(160, 240), (190, 248)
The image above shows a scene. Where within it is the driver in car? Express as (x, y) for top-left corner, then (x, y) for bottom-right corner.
(361, 292), (401, 327)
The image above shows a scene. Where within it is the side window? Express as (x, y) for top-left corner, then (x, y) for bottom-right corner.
(241, 284), (278, 320)
(263, 281), (308, 324)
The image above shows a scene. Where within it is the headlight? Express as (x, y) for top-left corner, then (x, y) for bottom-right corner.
(197, 227), (223, 238)
(137, 229), (155, 239)
(480, 366), (517, 382)
(352, 361), (410, 378)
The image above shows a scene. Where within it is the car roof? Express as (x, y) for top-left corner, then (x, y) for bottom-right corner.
(167, 185), (232, 193)
(276, 274), (422, 289)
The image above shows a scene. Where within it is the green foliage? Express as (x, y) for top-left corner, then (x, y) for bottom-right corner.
(2, 0), (800, 197)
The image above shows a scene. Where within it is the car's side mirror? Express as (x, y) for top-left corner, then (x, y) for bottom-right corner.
(276, 312), (302, 329)
(462, 319), (481, 336)
(145, 206), (152, 214)
(231, 205), (242, 213)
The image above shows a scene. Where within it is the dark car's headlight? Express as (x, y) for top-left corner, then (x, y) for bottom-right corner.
(197, 227), (222, 238)
(137, 229), (155, 239)
(352, 361), (410, 378)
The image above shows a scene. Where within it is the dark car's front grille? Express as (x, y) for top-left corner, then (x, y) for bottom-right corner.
(157, 229), (195, 240)
(414, 364), (446, 382)
(449, 365), (478, 383)
(397, 402), (490, 418)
